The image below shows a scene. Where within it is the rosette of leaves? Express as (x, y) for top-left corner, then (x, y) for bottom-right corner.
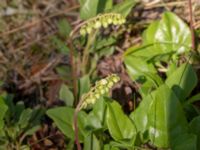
(78, 74), (120, 110)
(79, 13), (126, 36)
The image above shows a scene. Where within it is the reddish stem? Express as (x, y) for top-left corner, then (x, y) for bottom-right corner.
(67, 39), (78, 104)
(73, 108), (82, 150)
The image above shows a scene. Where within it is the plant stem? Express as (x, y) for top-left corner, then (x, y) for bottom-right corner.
(68, 39), (78, 105)
(81, 30), (98, 75)
(188, 0), (195, 51)
(73, 103), (82, 150)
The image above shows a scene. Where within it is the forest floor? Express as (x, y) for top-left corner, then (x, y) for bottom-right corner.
(0, 0), (200, 149)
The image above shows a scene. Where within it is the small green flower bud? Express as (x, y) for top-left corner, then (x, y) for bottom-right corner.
(102, 22), (108, 28)
(100, 79), (108, 85)
(113, 19), (118, 25)
(107, 82), (114, 88)
(100, 89), (105, 95)
(89, 97), (96, 104)
(94, 93), (100, 99)
(104, 87), (109, 93)
(112, 76), (120, 83)
(121, 18), (126, 24)
(108, 18), (113, 24)
(86, 26), (92, 34)
(94, 21), (101, 29)
(80, 28), (86, 36)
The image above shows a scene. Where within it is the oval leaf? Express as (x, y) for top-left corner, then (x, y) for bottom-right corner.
(106, 100), (136, 142)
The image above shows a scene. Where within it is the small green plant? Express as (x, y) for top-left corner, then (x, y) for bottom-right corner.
(0, 94), (44, 150)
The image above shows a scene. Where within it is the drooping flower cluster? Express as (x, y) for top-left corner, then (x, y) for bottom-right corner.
(79, 74), (120, 109)
(80, 13), (126, 36)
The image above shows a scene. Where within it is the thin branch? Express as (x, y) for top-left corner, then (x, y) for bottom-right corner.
(67, 39), (78, 105)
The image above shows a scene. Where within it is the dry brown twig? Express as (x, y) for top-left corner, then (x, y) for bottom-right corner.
(19, 56), (62, 90)
(0, 5), (80, 37)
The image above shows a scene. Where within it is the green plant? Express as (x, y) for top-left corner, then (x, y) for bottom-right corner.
(0, 94), (45, 150)
(46, 1), (200, 150)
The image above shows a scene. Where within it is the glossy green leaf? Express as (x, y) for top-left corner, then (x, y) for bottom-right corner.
(59, 84), (74, 106)
(0, 97), (8, 129)
(148, 85), (188, 148)
(124, 55), (163, 87)
(46, 107), (88, 141)
(144, 12), (191, 54)
(189, 116), (200, 149)
(124, 12), (191, 72)
(83, 133), (101, 150)
(80, 0), (113, 19)
(106, 100), (137, 142)
(166, 63), (197, 101)
(110, 0), (137, 17)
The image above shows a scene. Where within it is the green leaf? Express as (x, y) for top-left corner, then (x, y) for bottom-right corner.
(14, 101), (25, 122)
(166, 63), (197, 101)
(86, 99), (107, 130)
(0, 97), (8, 129)
(186, 93), (200, 104)
(83, 133), (101, 150)
(144, 12), (191, 55)
(189, 116), (200, 149)
(59, 84), (74, 106)
(24, 125), (41, 136)
(148, 85), (188, 148)
(130, 92), (155, 135)
(51, 36), (70, 54)
(106, 100), (136, 143)
(110, 0), (137, 17)
(78, 75), (90, 99)
(124, 12), (191, 64)
(18, 108), (32, 129)
(124, 55), (163, 87)
(171, 133), (197, 150)
(46, 107), (88, 141)
(80, 0), (113, 19)
(103, 144), (120, 150)
(131, 85), (190, 147)
(97, 46), (115, 57)
(94, 37), (116, 51)
(58, 19), (71, 37)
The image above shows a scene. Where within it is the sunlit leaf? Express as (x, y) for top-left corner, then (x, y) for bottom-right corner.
(80, 0), (113, 19)
(106, 100), (136, 143)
